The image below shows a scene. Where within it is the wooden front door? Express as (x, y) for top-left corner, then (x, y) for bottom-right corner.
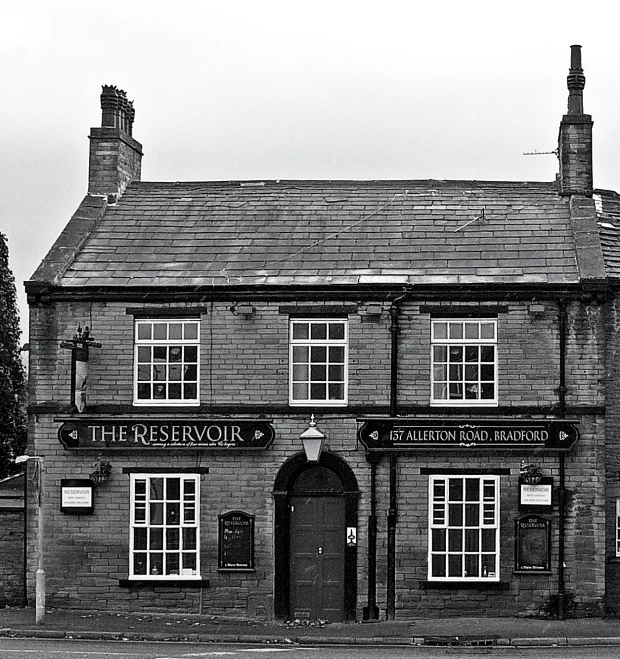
(289, 495), (345, 621)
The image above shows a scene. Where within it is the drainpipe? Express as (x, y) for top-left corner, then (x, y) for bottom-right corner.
(557, 299), (568, 619)
(386, 294), (406, 620)
(363, 452), (380, 621)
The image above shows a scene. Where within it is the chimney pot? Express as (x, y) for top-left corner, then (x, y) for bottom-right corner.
(88, 85), (143, 198)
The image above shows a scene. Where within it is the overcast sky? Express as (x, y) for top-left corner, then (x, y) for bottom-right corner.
(3, 1), (620, 340)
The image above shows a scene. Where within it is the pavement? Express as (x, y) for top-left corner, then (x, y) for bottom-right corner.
(1, 606), (620, 647)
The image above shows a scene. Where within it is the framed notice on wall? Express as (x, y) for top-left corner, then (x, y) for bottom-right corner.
(519, 476), (553, 512)
(218, 511), (255, 571)
(515, 515), (551, 572)
(60, 479), (94, 515)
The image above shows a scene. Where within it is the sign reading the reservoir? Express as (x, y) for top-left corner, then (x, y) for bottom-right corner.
(358, 419), (579, 452)
(57, 418), (274, 450)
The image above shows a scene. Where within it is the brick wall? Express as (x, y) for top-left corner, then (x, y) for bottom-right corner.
(0, 510), (25, 606)
(26, 296), (606, 617)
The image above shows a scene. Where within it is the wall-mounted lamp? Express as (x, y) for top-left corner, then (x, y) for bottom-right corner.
(230, 303), (255, 316)
(60, 325), (102, 413)
(300, 414), (326, 462)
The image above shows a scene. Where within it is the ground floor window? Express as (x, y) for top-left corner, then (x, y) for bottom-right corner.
(428, 475), (500, 581)
(129, 474), (200, 579)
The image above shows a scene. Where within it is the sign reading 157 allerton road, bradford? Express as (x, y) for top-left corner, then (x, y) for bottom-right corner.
(357, 419), (579, 452)
(57, 418), (275, 450)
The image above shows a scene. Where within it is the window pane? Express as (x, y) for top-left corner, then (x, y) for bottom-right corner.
(432, 528), (446, 551)
(433, 322), (447, 340)
(433, 345), (447, 362)
(292, 346), (309, 363)
(184, 365), (198, 381)
(465, 554), (479, 578)
(480, 383), (494, 399)
(169, 323), (183, 340)
(310, 346), (327, 362)
(449, 364), (463, 381)
(329, 323), (345, 340)
(449, 383), (463, 399)
(480, 346), (495, 362)
(480, 322), (495, 339)
(137, 346), (151, 362)
(153, 346), (167, 362)
(310, 364), (327, 381)
(448, 554), (462, 577)
(134, 553), (147, 575)
(183, 383), (197, 399)
(292, 323), (309, 339)
(137, 384), (151, 399)
(184, 346), (198, 363)
(184, 323), (198, 340)
(431, 554), (445, 577)
(465, 365), (478, 381)
(448, 504), (463, 526)
(465, 504), (480, 527)
(310, 383), (327, 399)
(449, 346), (463, 361)
(134, 528), (147, 550)
(166, 503), (180, 525)
(329, 346), (345, 363)
(465, 346), (479, 362)
(150, 553), (163, 576)
(150, 504), (163, 525)
(150, 528), (163, 549)
(183, 528), (197, 550)
(449, 323), (463, 339)
(434, 383), (447, 399)
(480, 364), (494, 380)
(482, 554), (496, 577)
(182, 553), (197, 571)
(448, 529), (462, 552)
(137, 324), (152, 340)
(329, 364), (345, 381)
(464, 323), (479, 339)
(310, 323), (327, 340)
(465, 529), (479, 552)
(433, 365), (447, 381)
(153, 323), (167, 340)
(166, 553), (180, 575)
(293, 364), (309, 381)
(481, 529), (496, 552)
(449, 479), (463, 501)
(328, 383), (344, 400)
(150, 479), (164, 500)
(169, 347), (182, 363)
(293, 383), (309, 400)
(166, 528), (180, 550)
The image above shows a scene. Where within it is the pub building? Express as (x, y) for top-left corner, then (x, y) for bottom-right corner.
(23, 46), (616, 621)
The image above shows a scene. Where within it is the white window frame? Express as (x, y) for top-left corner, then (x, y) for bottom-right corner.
(616, 499), (620, 557)
(430, 318), (498, 406)
(133, 319), (200, 406)
(289, 318), (348, 406)
(129, 473), (201, 580)
(428, 474), (500, 582)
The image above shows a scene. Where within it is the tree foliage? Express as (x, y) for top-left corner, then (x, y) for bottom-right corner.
(0, 232), (27, 478)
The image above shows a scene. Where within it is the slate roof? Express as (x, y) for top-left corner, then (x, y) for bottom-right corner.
(595, 190), (620, 281)
(34, 179), (582, 289)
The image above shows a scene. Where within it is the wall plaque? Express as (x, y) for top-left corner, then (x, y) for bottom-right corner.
(358, 418), (579, 452)
(60, 479), (94, 515)
(57, 418), (274, 451)
(519, 477), (553, 511)
(515, 515), (551, 572)
(219, 511), (255, 570)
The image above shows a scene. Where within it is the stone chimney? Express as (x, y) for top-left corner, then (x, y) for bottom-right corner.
(88, 86), (143, 202)
(558, 45), (593, 196)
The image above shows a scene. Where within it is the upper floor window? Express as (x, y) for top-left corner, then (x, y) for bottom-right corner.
(134, 319), (200, 406)
(431, 319), (497, 406)
(289, 319), (348, 406)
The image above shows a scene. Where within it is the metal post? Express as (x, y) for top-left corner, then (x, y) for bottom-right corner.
(557, 300), (567, 620)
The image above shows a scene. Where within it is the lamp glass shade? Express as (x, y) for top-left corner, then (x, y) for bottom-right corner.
(301, 435), (324, 462)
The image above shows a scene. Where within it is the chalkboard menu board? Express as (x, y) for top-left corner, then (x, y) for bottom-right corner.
(515, 515), (551, 572)
(219, 511), (255, 570)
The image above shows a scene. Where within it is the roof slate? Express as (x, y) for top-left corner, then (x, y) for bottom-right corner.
(35, 179), (582, 288)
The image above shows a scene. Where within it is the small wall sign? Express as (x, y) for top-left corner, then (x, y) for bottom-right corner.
(60, 479), (94, 515)
(519, 477), (553, 511)
(219, 511), (255, 570)
(515, 515), (551, 572)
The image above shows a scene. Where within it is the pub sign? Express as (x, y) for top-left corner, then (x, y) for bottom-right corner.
(358, 418), (579, 452)
(57, 418), (275, 450)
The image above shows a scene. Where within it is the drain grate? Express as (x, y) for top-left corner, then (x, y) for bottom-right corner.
(422, 636), (497, 647)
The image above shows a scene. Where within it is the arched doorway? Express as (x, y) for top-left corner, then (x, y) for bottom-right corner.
(273, 451), (359, 621)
